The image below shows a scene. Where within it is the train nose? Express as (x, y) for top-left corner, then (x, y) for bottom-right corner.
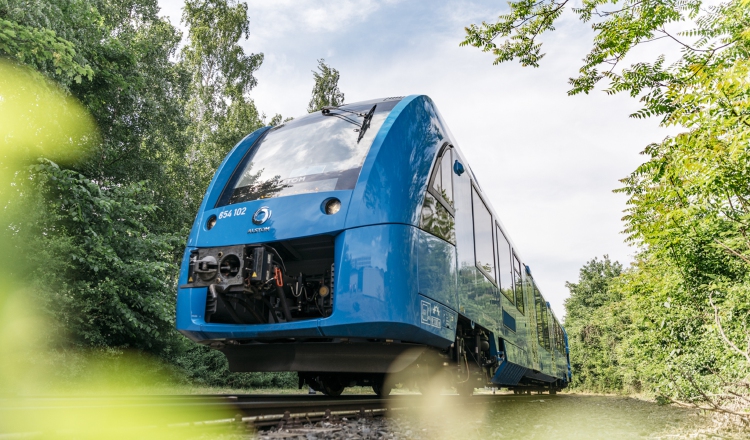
(193, 190), (351, 247)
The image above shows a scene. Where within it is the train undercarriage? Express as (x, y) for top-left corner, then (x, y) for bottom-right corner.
(186, 241), (565, 396)
(214, 316), (564, 397)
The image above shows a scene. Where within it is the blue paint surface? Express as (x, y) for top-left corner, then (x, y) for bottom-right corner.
(175, 94), (571, 383)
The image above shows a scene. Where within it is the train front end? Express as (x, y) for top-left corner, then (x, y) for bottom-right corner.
(176, 96), (457, 386)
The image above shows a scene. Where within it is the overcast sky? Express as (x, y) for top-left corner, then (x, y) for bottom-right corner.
(158, 0), (676, 318)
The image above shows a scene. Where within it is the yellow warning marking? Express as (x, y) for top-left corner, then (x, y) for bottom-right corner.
(252, 272), (257, 277)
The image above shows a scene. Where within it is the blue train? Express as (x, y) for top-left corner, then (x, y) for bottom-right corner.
(177, 95), (571, 396)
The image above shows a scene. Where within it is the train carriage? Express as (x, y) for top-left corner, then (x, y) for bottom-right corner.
(176, 95), (571, 395)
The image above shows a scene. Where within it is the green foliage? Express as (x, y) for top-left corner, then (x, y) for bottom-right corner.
(308, 58), (345, 113)
(179, 0), (265, 213)
(565, 256), (623, 321)
(11, 160), (180, 352)
(0, 17), (92, 83)
(469, 0), (750, 417)
(564, 256), (626, 392)
(1, 0), (278, 389)
(171, 342), (297, 389)
(461, 0), (747, 102)
(460, 0), (568, 67)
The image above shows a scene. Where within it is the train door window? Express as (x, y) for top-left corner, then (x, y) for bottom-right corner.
(554, 320), (564, 352)
(513, 254), (524, 314)
(545, 309), (552, 350)
(533, 283), (550, 351)
(538, 291), (551, 351)
(496, 226), (514, 304)
(421, 145), (455, 244)
(472, 186), (496, 283)
(555, 320), (560, 352)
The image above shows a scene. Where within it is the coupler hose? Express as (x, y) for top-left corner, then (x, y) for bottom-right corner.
(276, 285), (294, 322)
(274, 266), (294, 322)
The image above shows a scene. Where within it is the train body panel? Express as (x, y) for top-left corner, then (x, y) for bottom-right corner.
(176, 94), (571, 393)
(345, 95), (445, 229)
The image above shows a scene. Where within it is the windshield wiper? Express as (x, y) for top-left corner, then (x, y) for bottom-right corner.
(321, 104), (377, 143)
(357, 105), (376, 143)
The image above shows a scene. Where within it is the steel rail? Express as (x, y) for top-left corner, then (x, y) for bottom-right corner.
(0, 393), (541, 435)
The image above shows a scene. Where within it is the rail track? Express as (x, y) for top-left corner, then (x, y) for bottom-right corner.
(0, 392), (535, 437)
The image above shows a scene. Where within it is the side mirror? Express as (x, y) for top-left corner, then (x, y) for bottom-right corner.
(453, 160), (465, 176)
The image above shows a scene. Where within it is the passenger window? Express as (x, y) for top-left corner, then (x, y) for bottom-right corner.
(534, 285), (551, 351)
(420, 192), (455, 244)
(557, 321), (566, 352)
(513, 255), (524, 314)
(472, 186), (495, 282)
(496, 226), (514, 304)
(421, 146), (455, 243)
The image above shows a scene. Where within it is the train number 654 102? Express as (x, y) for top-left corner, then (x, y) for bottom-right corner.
(218, 207), (246, 219)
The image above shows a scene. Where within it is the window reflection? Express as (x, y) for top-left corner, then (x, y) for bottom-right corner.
(534, 283), (551, 351)
(430, 149), (454, 208)
(513, 254), (524, 314)
(219, 100), (400, 206)
(496, 226), (514, 303)
(421, 147), (455, 244)
(472, 187), (495, 282)
(227, 164), (289, 204)
(420, 192), (455, 244)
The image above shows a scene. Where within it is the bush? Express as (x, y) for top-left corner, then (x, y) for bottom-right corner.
(171, 341), (298, 389)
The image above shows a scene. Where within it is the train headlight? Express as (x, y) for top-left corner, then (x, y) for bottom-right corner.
(206, 215), (217, 230)
(324, 198), (341, 215)
(319, 285), (330, 297)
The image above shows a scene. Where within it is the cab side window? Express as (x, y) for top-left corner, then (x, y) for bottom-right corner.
(420, 146), (455, 244)
(430, 147), (454, 208)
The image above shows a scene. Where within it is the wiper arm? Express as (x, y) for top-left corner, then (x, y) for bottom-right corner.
(356, 105), (376, 143)
(321, 104), (377, 143)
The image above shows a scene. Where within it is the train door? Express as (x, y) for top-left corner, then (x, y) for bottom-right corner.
(495, 228), (516, 344)
(525, 270), (540, 370)
(512, 260), (539, 370)
(548, 304), (557, 373)
(418, 145), (458, 310)
(533, 284), (553, 374)
(468, 184), (501, 331)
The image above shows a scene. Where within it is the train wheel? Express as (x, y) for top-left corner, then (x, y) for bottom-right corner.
(321, 381), (345, 396)
(372, 382), (391, 397)
(417, 370), (448, 397)
(455, 381), (474, 397)
(372, 374), (394, 397)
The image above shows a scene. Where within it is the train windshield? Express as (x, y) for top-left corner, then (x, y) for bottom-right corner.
(218, 99), (402, 206)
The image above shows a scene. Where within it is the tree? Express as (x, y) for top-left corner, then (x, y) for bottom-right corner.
(564, 256), (623, 322)
(1, 0), (190, 355)
(564, 256), (625, 392)
(179, 0), (265, 213)
(0, 0), (292, 390)
(463, 0), (750, 418)
(307, 58), (345, 113)
(15, 160), (180, 351)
